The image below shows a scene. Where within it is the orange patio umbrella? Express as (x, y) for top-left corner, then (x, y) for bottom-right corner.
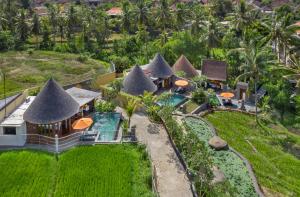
(72, 118), (93, 130)
(220, 92), (234, 99)
(175, 80), (189, 87)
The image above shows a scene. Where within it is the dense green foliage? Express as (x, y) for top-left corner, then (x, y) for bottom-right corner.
(95, 100), (116, 113)
(184, 117), (257, 197)
(191, 88), (207, 105)
(0, 145), (153, 197)
(206, 111), (300, 196)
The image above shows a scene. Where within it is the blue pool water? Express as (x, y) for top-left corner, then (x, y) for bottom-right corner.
(157, 94), (187, 107)
(90, 113), (121, 142)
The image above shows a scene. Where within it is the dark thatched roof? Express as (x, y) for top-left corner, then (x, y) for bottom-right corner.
(24, 79), (80, 124)
(123, 65), (157, 96)
(147, 53), (173, 79)
(172, 55), (199, 79)
(202, 60), (228, 82)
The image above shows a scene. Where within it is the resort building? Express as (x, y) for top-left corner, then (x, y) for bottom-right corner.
(123, 65), (157, 96)
(202, 59), (228, 89)
(172, 55), (199, 79)
(0, 96), (35, 146)
(24, 79), (80, 137)
(144, 53), (174, 89)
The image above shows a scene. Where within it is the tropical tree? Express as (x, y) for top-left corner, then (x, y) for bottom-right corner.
(175, 3), (186, 30)
(15, 9), (29, 47)
(31, 13), (40, 48)
(121, 0), (132, 34)
(125, 99), (138, 127)
(230, 40), (274, 121)
(47, 4), (59, 43)
(262, 16), (300, 64)
(134, 0), (150, 27)
(156, 0), (172, 31)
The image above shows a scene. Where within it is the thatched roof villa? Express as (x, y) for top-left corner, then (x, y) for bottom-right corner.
(202, 59), (228, 89)
(24, 78), (80, 137)
(123, 65), (157, 96)
(144, 53), (174, 89)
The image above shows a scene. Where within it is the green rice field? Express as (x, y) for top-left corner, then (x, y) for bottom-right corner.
(0, 145), (154, 197)
(206, 111), (300, 197)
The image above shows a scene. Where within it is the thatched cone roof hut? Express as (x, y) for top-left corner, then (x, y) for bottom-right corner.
(123, 65), (157, 96)
(24, 78), (80, 124)
(172, 55), (199, 79)
(147, 53), (173, 79)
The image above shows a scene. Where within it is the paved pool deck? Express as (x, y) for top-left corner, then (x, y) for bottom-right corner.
(130, 112), (193, 197)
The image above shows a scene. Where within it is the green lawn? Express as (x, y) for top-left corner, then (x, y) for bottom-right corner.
(205, 111), (300, 196)
(0, 50), (109, 97)
(0, 145), (154, 197)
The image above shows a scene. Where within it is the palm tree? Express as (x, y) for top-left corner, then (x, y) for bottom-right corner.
(32, 13), (40, 48)
(227, 0), (260, 35)
(125, 99), (138, 127)
(121, 1), (132, 34)
(190, 5), (207, 37)
(230, 40), (274, 122)
(156, 0), (172, 31)
(135, 0), (150, 27)
(262, 16), (300, 64)
(175, 3), (186, 30)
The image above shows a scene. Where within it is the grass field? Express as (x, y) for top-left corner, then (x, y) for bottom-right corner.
(0, 145), (153, 197)
(0, 50), (109, 97)
(205, 111), (300, 197)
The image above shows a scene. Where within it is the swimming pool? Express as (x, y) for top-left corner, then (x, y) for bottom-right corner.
(157, 94), (187, 107)
(90, 113), (121, 142)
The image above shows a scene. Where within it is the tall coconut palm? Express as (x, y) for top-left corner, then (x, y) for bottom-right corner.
(156, 0), (172, 31)
(230, 40), (274, 122)
(226, 0), (260, 35)
(121, 1), (132, 34)
(135, 0), (150, 27)
(262, 16), (300, 64)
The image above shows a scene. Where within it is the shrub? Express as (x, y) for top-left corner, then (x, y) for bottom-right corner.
(192, 88), (207, 105)
(95, 100), (116, 113)
(109, 55), (130, 73)
(0, 31), (14, 51)
(77, 53), (89, 63)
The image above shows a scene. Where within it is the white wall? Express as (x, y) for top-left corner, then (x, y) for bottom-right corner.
(0, 123), (27, 146)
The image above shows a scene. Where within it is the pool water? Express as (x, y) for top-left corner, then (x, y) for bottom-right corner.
(90, 113), (121, 142)
(157, 94), (187, 107)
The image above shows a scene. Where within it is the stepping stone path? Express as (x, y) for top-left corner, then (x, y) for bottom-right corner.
(208, 136), (228, 151)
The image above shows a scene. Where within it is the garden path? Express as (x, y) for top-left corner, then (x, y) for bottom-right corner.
(131, 112), (193, 197)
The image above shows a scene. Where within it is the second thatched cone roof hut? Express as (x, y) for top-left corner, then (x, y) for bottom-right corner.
(147, 53), (173, 79)
(172, 55), (199, 79)
(123, 65), (157, 96)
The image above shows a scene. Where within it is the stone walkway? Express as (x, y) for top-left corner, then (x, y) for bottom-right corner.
(131, 112), (193, 197)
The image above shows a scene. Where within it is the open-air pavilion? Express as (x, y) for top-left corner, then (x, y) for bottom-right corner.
(24, 79), (80, 137)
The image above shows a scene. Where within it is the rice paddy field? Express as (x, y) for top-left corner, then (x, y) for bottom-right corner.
(205, 111), (300, 197)
(0, 50), (109, 97)
(0, 145), (154, 197)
